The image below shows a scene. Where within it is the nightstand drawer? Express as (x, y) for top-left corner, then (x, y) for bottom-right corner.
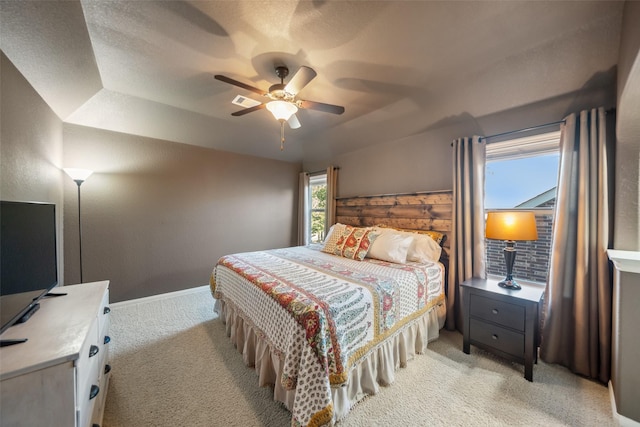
(470, 318), (524, 357)
(470, 294), (525, 331)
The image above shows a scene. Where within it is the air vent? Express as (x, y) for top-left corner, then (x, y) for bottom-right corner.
(232, 95), (261, 108)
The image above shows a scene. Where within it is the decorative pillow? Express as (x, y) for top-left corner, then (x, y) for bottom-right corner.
(375, 224), (446, 247)
(419, 230), (446, 247)
(366, 229), (413, 264)
(332, 225), (378, 261)
(322, 223), (346, 255)
(406, 233), (442, 263)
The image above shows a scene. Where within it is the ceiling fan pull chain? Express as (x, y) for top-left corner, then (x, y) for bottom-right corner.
(280, 121), (285, 150)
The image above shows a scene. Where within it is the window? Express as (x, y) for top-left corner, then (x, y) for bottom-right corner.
(309, 174), (327, 243)
(484, 131), (560, 284)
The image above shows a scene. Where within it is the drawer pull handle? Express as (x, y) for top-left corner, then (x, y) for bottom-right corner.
(89, 345), (99, 358)
(492, 309), (499, 315)
(492, 334), (499, 340)
(104, 335), (111, 345)
(89, 384), (100, 400)
(104, 364), (112, 375)
(104, 306), (111, 315)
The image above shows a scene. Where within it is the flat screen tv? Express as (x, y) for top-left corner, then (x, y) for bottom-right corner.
(0, 201), (58, 336)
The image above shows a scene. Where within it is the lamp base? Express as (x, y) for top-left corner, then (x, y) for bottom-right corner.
(497, 278), (521, 290)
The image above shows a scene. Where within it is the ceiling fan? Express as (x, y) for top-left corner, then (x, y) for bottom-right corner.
(215, 65), (345, 149)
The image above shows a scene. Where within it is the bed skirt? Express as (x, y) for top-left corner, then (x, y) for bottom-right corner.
(214, 297), (446, 425)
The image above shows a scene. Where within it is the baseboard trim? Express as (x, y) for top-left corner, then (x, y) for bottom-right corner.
(609, 380), (640, 427)
(111, 285), (210, 309)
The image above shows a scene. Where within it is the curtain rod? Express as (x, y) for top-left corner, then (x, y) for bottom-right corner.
(335, 189), (451, 200)
(480, 107), (615, 142)
(480, 120), (565, 142)
(306, 166), (339, 176)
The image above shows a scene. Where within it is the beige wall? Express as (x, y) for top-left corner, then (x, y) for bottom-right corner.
(0, 52), (65, 285)
(314, 128), (454, 199)
(610, 2), (640, 423)
(305, 79), (616, 199)
(62, 125), (301, 302)
(614, 0), (640, 251)
(2, 49), (301, 303)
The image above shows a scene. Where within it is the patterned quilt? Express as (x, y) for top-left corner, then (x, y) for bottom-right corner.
(210, 245), (444, 427)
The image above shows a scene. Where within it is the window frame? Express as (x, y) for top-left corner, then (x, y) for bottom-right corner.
(484, 130), (560, 285)
(308, 173), (328, 243)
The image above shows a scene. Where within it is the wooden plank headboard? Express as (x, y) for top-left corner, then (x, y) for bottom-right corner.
(335, 190), (453, 259)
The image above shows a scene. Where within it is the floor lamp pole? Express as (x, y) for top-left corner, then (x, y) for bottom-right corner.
(64, 168), (93, 285)
(75, 180), (84, 283)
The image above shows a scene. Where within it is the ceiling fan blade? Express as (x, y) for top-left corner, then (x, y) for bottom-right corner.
(215, 75), (267, 96)
(288, 114), (301, 129)
(298, 100), (345, 115)
(231, 103), (265, 116)
(284, 66), (317, 95)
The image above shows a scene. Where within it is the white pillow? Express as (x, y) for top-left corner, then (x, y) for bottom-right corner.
(366, 230), (413, 264)
(406, 233), (442, 263)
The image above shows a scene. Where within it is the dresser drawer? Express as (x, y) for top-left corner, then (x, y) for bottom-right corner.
(98, 289), (110, 338)
(91, 361), (112, 427)
(76, 319), (99, 400)
(470, 294), (525, 331)
(77, 392), (98, 427)
(470, 318), (524, 357)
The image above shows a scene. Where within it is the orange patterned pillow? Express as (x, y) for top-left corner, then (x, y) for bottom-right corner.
(420, 230), (446, 246)
(332, 225), (378, 261)
(322, 223), (347, 254)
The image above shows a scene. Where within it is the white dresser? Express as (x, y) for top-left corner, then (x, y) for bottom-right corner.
(0, 281), (111, 427)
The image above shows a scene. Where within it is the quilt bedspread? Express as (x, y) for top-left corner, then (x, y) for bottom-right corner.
(211, 246), (444, 426)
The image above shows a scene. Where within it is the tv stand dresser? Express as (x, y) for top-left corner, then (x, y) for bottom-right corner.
(0, 281), (111, 427)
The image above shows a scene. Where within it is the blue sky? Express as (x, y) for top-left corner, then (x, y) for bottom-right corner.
(485, 154), (559, 209)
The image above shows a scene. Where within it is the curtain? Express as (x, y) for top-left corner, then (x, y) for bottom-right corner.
(297, 172), (310, 246)
(447, 136), (486, 331)
(540, 107), (613, 383)
(325, 166), (338, 231)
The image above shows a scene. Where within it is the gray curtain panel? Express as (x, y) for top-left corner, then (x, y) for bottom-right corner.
(447, 136), (486, 331)
(540, 107), (613, 383)
(326, 166), (338, 230)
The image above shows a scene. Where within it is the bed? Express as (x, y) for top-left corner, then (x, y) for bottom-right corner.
(210, 191), (452, 426)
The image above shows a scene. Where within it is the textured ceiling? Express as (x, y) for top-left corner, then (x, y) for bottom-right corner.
(0, 1), (625, 163)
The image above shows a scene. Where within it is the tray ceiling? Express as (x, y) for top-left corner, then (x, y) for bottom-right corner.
(0, 1), (624, 162)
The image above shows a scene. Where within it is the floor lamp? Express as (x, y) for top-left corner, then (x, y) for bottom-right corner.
(64, 168), (93, 283)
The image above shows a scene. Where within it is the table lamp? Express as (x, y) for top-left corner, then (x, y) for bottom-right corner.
(485, 211), (538, 290)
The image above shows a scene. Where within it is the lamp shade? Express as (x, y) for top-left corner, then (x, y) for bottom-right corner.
(64, 168), (93, 182)
(266, 100), (298, 121)
(485, 211), (538, 241)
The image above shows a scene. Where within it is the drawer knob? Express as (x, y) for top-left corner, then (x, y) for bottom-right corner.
(89, 345), (99, 358)
(89, 384), (100, 400)
(492, 308), (499, 315)
(492, 334), (499, 340)
(104, 335), (111, 345)
(104, 364), (112, 375)
(104, 306), (111, 315)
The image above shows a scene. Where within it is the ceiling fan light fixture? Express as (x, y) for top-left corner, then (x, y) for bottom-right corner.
(266, 100), (298, 121)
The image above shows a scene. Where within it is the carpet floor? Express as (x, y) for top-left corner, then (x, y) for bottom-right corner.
(102, 286), (614, 427)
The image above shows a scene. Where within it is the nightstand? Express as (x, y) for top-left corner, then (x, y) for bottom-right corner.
(461, 277), (544, 381)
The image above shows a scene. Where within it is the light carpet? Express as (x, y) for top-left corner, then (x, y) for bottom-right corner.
(102, 286), (614, 427)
